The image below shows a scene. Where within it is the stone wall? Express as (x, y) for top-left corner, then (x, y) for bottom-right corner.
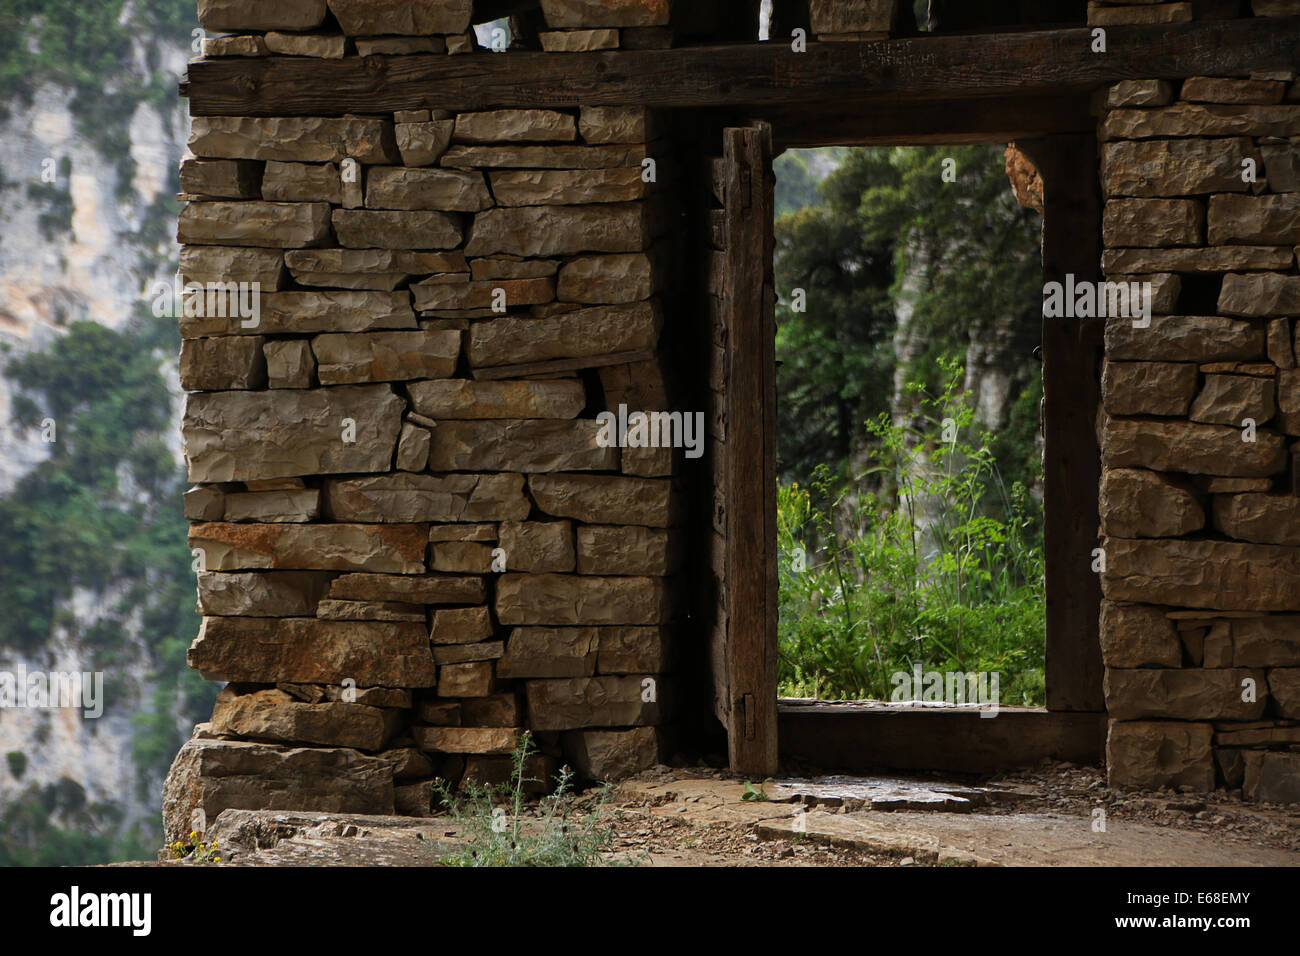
(164, 0), (698, 840)
(165, 0), (1300, 837)
(1096, 66), (1300, 802)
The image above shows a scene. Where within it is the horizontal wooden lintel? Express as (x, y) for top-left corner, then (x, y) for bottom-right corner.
(182, 19), (1300, 117)
(769, 93), (1095, 148)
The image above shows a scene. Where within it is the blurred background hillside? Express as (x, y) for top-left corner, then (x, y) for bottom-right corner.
(0, 0), (206, 864)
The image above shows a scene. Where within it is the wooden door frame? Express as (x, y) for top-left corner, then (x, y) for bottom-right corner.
(735, 104), (1107, 773)
(1018, 133), (1105, 714)
(713, 122), (781, 776)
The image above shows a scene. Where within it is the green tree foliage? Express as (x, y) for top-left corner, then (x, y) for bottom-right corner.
(775, 195), (895, 484)
(0, 778), (154, 866)
(0, 316), (216, 804)
(773, 145), (1046, 699)
(0, 0), (197, 191)
(774, 148), (847, 216)
(774, 151), (821, 217)
(777, 370), (1045, 704)
(774, 145), (1043, 494)
(849, 146), (1041, 398)
(0, 0), (195, 98)
(0, 0), (203, 864)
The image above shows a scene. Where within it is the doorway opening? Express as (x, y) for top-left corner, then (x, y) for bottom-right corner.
(763, 131), (1109, 774)
(773, 144), (1047, 712)
(695, 120), (1105, 776)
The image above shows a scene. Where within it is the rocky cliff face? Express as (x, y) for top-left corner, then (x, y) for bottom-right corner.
(0, 21), (192, 855)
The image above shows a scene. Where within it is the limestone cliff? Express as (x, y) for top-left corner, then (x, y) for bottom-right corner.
(0, 7), (195, 861)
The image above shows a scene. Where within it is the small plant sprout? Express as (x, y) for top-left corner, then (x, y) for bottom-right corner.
(168, 832), (220, 863)
(741, 779), (775, 802)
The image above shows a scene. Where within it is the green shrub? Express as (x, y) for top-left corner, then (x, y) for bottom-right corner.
(778, 362), (1045, 704)
(0, 779), (146, 866)
(25, 157), (73, 239)
(0, 316), (217, 807)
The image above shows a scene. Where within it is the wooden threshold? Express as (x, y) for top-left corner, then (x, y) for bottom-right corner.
(778, 700), (1106, 774)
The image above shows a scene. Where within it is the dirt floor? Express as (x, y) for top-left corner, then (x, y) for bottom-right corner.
(603, 761), (1300, 866)
(150, 759), (1300, 867)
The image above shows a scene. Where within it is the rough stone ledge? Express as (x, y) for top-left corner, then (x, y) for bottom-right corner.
(160, 809), (457, 866)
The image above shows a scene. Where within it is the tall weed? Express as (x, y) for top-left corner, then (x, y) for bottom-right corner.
(778, 363), (1045, 704)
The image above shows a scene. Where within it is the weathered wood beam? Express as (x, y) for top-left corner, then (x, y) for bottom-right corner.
(182, 18), (1300, 116)
(768, 93), (1093, 148)
(1021, 132), (1106, 714)
(721, 123), (779, 777)
(778, 703), (1106, 773)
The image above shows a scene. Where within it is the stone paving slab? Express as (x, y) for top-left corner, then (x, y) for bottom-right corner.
(755, 809), (1300, 867)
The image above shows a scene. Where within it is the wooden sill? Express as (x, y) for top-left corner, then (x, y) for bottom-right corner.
(778, 699), (1106, 774)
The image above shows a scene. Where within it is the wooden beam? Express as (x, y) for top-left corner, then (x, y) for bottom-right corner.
(1018, 134), (1106, 713)
(722, 123), (779, 777)
(778, 703), (1105, 774)
(182, 18), (1300, 116)
(769, 93), (1093, 149)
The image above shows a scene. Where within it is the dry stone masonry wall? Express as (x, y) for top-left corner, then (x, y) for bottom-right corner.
(164, 0), (1300, 835)
(165, 0), (691, 841)
(1097, 63), (1300, 803)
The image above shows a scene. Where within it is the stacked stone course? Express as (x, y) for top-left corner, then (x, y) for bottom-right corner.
(195, 0), (682, 57)
(1098, 68), (1300, 802)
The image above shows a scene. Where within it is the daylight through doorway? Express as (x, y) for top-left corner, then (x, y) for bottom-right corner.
(773, 144), (1048, 712)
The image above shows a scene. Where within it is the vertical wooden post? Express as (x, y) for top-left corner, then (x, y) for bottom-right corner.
(1019, 134), (1106, 713)
(722, 123), (779, 773)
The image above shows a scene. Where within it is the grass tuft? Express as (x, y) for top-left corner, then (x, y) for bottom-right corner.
(432, 732), (641, 867)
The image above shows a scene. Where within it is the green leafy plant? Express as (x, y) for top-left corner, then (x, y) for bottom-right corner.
(433, 733), (637, 867)
(777, 362), (1045, 704)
